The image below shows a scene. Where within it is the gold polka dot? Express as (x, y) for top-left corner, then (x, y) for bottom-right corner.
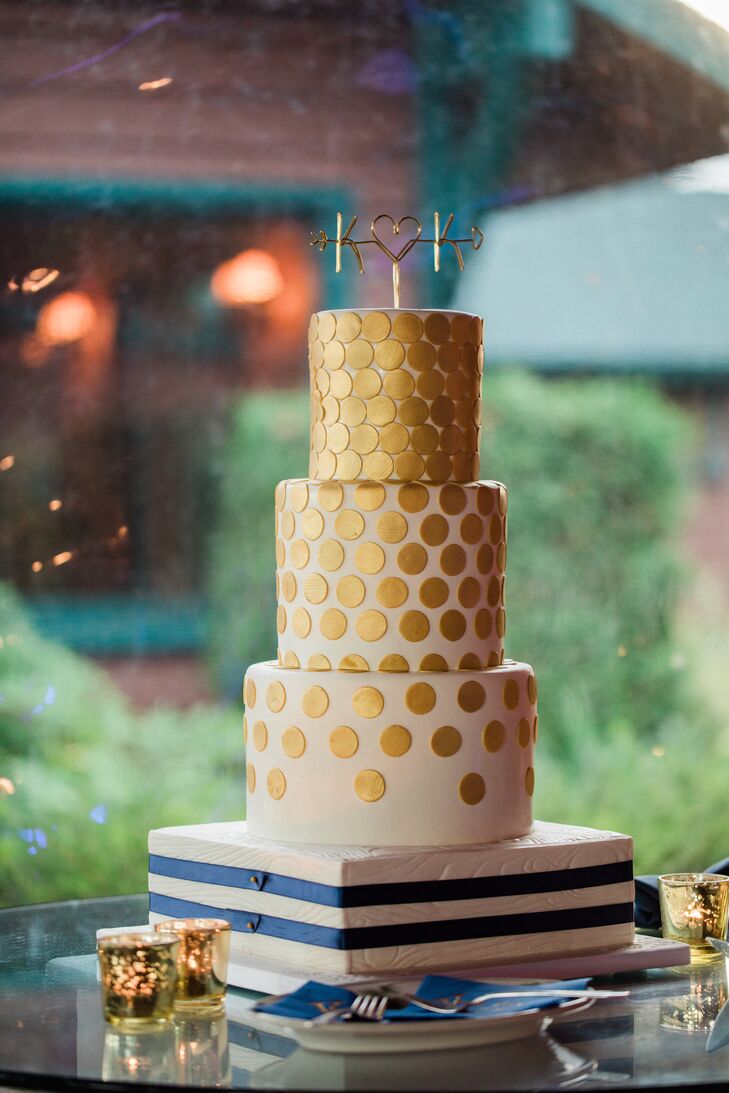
(243, 714), (248, 743)
(498, 486), (508, 515)
(355, 542), (385, 574)
(276, 539), (285, 568)
(461, 514), (483, 544)
(496, 608), (506, 638)
(458, 681), (485, 712)
(437, 342), (460, 372)
(275, 481), (287, 511)
(356, 609), (387, 641)
(440, 610), (467, 641)
(266, 682), (286, 713)
(289, 482), (309, 513)
(340, 396), (366, 427)
(335, 509), (365, 540)
(424, 312), (451, 343)
(307, 654), (331, 670)
(399, 610), (430, 642)
(317, 450), (336, 480)
(337, 574), (365, 607)
(282, 726), (306, 758)
(451, 451), (473, 481)
(395, 452), (425, 480)
(487, 576), (501, 608)
(517, 719), (531, 748)
(419, 577), (449, 608)
(459, 773), (486, 805)
(363, 451), (394, 480)
(244, 678), (256, 707)
(398, 483), (428, 512)
(412, 423), (439, 454)
(267, 768), (286, 800)
(352, 686), (384, 718)
(441, 544), (466, 575)
(302, 685), (329, 718)
(426, 452), (452, 482)
(330, 726), (359, 758)
(439, 484), (466, 514)
(431, 726), (462, 757)
(282, 572), (297, 602)
(440, 425), (463, 455)
(420, 513), (449, 546)
(367, 395), (397, 426)
(383, 370), (415, 399)
(253, 720), (268, 752)
(246, 763), (256, 793)
(281, 510), (295, 540)
(474, 610), (492, 639)
(488, 650), (501, 667)
(301, 509), (324, 540)
(379, 654), (410, 671)
(483, 720), (505, 753)
(337, 450), (362, 479)
(420, 653), (448, 671)
(374, 339), (405, 371)
(291, 539), (310, 569)
(380, 725), (411, 757)
(304, 573), (329, 604)
(459, 652), (482, 670)
(527, 674), (537, 704)
(454, 399), (473, 428)
(380, 422), (409, 453)
(445, 372), (466, 399)
(377, 577), (409, 608)
(525, 767), (535, 797)
(318, 312), (336, 343)
(354, 769), (386, 803)
(339, 654), (370, 671)
(477, 485), (495, 516)
(319, 539), (345, 571)
(277, 605), (287, 633)
(347, 338), (374, 370)
(355, 482), (385, 511)
(350, 425), (379, 458)
(353, 368), (381, 399)
(319, 482), (344, 511)
(533, 716), (539, 744)
(321, 608), (347, 639)
(393, 312), (423, 342)
(417, 370), (445, 400)
(431, 395), (456, 427)
(407, 340), (436, 371)
(476, 544), (494, 574)
(497, 544), (507, 571)
(399, 396), (429, 427)
(376, 512), (408, 544)
(398, 543), (427, 574)
(451, 313), (472, 345)
(337, 311), (362, 343)
(361, 311), (391, 341)
(327, 422), (350, 453)
(458, 577), (481, 608)
(406, 681), (436, 714)
(489, 514), (503, 545)
(292, 607), (312, 637)
(330, 369), (353, 399)
(323, 340), (345, 369)
(503, 679), (520, 710)
(283, 651), (300, 669)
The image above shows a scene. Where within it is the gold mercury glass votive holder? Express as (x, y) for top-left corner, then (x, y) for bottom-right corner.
(97, 932), (179, 1027)
(659, 873), (729, 960)
(154, 918), (231, 1011)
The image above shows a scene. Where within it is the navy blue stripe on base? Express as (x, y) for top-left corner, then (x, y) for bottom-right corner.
(149, 891), (634, 951)
(149, 854), (633, 908)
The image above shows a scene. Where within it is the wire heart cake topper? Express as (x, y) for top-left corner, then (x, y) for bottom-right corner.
(310, 212), (484, 308)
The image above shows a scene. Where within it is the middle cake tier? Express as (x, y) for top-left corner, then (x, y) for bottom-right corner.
(243, 660), (537, 846)
(275, 478), (507, 672)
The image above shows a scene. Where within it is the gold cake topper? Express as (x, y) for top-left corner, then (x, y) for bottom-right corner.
(310, 212), (484, 308)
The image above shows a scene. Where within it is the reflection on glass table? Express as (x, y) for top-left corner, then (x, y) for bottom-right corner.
(5, 895), (729, 1090)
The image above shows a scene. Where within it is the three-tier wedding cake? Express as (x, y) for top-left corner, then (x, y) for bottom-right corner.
(148, 306), (635, 976)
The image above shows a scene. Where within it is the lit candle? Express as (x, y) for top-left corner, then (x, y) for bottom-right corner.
(154, 918), (231, 1011)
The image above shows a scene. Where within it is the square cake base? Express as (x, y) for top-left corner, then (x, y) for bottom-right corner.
(149, 820), (636, 976)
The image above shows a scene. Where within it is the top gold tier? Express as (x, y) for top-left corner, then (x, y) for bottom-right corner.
(308, 308), (483, 483)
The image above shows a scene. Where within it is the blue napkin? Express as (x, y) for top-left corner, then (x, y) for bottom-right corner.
(254, 975), (591, 1022)
(635, 855), (729, 930)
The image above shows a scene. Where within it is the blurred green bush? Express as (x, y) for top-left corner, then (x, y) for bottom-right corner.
(0, 584), (241, 906)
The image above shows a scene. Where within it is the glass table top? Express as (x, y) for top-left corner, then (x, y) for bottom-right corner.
(2, 894), (729, 1090)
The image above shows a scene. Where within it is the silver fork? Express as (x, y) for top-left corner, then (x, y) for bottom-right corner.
(312, 993), (389, 1025)
(387, 987), (628, 1015)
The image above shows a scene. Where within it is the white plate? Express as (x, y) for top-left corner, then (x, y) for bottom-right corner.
(243, 996), (595, 1055)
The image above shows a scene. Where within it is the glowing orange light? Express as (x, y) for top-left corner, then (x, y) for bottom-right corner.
(139, 77), (173, 91)
(31, 561), (43, 573)
(52, 551), (73, 567)
(23, 268), (60, 293)
(117, 525), (129, 539)
(49, 499), (62, 511)
(37, 292), (96, 346)
(211, 250), (284, 307)
(0, 777), (15, 795)
(0, 455), (14, 471)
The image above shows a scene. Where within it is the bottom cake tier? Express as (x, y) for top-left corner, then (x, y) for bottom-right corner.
(148, 820), (634, 975)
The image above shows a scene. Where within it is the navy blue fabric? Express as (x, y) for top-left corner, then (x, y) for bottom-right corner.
(149, 853), (633, 908)
(149, 891), (634, 951)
